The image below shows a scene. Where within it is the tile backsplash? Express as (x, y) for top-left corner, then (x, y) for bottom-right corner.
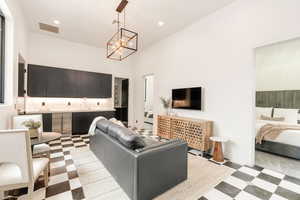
(17, 97), (114, 113)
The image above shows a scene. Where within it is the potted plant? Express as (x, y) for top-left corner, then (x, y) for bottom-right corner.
(22, 120), (41, 138)
(160, 97), (171, 115)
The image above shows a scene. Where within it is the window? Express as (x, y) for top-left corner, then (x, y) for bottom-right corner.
(0, 11), (5, 103)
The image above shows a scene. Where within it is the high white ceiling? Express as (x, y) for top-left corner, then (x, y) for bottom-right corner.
(20, 0), (235, 49)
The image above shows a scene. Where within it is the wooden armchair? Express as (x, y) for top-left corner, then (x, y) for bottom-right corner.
(13, 115), (51, 170)
(0, 129), (49, 199)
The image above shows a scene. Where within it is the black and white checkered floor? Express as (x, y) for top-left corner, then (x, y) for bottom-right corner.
(199, 162), (300, 200)
(45, 135), (90, 199)
(8, 134), (300, 200)
(7, 135), (89, 200)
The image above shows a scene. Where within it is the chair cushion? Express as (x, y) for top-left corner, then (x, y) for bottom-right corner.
(0, 163), (23, 186)
(33, 143), (50, 155)
(32, 158), (49, 180)
(96, 120), (114, 133)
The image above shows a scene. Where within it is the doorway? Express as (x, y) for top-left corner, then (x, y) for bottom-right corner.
(114, 77), (129, 126)
(254, 37), (300, 178)
(143, 74), (154, 134)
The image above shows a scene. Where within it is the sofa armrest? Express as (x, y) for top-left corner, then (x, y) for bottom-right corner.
(134, 140), (188, 200)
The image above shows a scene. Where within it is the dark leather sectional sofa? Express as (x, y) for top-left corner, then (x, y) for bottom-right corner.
(90, 119), (188, 200)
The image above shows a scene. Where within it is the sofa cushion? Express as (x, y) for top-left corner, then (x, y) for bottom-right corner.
(107, 123), (124, 138)
(96, 120), (114, 133)
(133, 137), (146, 149)
(117, 130), (145, 149)
(135, 139), (180, 153)
(108, 125), (145, 149)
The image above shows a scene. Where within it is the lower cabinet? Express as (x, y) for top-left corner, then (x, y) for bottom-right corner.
(42, 113), (53, 132)
(72, 111), (115, 135)
(52, 113), (72, 136)
(42, 111), (115, 135)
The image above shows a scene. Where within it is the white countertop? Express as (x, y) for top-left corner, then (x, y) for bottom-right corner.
(24, 108), (115, 114)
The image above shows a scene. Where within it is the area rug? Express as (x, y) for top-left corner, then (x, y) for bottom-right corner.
(154, 155), (234, 200)
(71, 147), (234, 200)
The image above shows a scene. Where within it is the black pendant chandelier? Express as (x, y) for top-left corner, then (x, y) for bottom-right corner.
(106, 0), (138, 61)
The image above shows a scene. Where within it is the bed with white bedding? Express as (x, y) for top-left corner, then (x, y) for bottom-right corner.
(256, 120), (300, 147)
(255, 108), (300, 159)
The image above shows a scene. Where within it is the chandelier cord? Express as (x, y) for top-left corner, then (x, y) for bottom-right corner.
(117, 13), (120, 32)
(124, 8), (126, 29)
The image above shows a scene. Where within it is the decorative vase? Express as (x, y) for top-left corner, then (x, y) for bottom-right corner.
(164, 107), (171, 115)
(29, 128), (38, 138)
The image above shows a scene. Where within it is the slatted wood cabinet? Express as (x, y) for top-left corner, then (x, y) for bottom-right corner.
(157, 115), (213, 152)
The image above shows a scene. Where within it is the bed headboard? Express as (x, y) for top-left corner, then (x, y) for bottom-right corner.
(256, 90), (300, 109)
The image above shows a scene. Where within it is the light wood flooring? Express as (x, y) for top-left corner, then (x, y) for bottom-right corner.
(71, 147), (234, 200)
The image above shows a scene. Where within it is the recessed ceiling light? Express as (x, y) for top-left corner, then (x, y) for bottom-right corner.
(158, 21), (165, 27)
(53, 20), (60, 25)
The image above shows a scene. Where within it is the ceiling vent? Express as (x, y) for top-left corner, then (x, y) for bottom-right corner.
(39, 23), (59, 34)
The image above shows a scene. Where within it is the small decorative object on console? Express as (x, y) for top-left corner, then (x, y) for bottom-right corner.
(160, 97), (171, 115)
(22, 120), (41, 138)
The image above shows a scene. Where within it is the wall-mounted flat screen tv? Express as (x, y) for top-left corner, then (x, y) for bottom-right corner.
(172, 87), (202, 110)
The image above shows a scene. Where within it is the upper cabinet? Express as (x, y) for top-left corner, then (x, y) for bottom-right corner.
(27, 64), (112, 98)
(27, 65), (48, 97)
(79, 71), (112, 98)
(18, 62), (25, 97)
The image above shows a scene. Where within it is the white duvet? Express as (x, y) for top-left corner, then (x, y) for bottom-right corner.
(256, 120), (300, 147)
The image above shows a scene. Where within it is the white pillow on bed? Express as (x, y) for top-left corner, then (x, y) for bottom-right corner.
(273, 108), (299, 124)
(256, 107), (273, 119)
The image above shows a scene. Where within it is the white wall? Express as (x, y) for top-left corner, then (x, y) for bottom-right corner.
(256, 37), (300, 91)
(28, 33), (135, 124)
(132, 0), (300, 165)
(0, 0), (28, 129)
(28, 33), (133, 78)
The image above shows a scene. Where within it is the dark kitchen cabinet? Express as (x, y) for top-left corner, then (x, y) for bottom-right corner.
(72, 111), (115, 135)
(80, 72), (100, 98)
(99, 73), (112, 98)
(18, 62), (25, 97)
(27, 65), (48, 97)
(115, 107), (128, 122)
(63, 70), (80, 98)
(79, 71), (112, 98)
(27, 64), (112, 98)
(46, 67), (68, 97)
(121, 79), (129, 107)
(42, 113), (52, 132)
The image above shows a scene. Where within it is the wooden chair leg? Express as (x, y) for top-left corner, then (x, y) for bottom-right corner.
(27, 184), (34, 200)
(0, 190), (5, 200)
(47, 152), (51, 175)
(44, 165), (49, 187)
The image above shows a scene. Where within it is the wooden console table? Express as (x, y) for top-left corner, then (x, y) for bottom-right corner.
(157, 115), (213, 152)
